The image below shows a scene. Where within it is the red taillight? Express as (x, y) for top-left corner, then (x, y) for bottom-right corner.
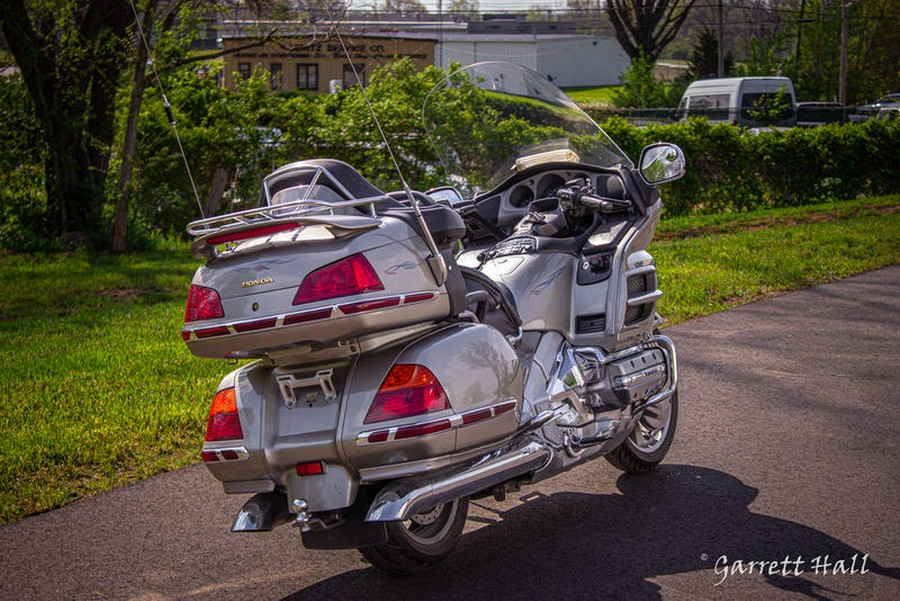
(364, 364), (450, 424)
(293, 254), (383, 305)
(205, 388), (244, 442)
(206, 222), (300, 246)
(185, 285), (225, 323)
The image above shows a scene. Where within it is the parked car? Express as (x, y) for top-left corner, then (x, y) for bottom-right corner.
(677, 76), (797, 128)
(851, 93), (900, 121)
(796, 101), (845, 127)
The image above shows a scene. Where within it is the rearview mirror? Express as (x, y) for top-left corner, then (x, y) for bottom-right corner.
(638, 143), (685, 186)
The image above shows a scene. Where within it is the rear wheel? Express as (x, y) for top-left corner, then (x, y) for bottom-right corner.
(359, 497), (469, 575)
(606, 391), (678, 474)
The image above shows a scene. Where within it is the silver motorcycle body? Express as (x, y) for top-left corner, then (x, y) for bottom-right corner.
(184, 62), (685, 573)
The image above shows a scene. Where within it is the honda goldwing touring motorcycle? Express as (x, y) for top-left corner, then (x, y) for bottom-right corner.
(182, 62), (686, 575)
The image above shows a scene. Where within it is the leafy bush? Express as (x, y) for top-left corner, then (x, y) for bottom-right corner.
(613, 57), (678, 109)
(0, 166), (57, 253)
(602, 116), (900, 216)
(4, 59), (899, 248)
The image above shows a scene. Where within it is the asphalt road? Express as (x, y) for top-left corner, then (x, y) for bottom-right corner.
(2, 266), (899, 600)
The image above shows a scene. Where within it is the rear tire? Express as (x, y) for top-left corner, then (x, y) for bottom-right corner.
(359, 497), (469, 575)
(606, 391), (678, 474)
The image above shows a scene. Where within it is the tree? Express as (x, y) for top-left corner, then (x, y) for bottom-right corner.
(687, 26), (733, 79)
(607, 0), (697, 62)
(0, 0), (133, 245)
(111, 0), (160, 253)
(447, 0), (479, 16)
(133, 65), (285, 236)
(111, 0), (284, 252)
(789, 0), (900, 103)
(383, 0), (427, 12)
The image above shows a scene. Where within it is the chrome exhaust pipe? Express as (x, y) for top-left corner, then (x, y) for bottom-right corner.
(365, 438), (551, 522)
(232, 492), (290, 532)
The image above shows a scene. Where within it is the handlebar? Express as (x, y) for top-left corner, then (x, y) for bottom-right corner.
(556, 179), (631, 213)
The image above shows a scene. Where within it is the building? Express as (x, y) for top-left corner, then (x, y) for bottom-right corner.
(219, 13), (627, 93)
(221, 33), (436, 92)
(436, 33), (627, 88)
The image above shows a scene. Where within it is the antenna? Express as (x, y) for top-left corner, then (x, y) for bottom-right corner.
(127, 0), (204, 218)
(322, 8), (448, 287)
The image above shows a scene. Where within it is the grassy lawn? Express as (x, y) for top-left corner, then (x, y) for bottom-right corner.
(0, 247), (226, 523)
(652, 196), (900, 323)
(1, 195), (899, 523)
(563, 85), (622, 106)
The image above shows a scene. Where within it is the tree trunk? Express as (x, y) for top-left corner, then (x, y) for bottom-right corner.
(0, 0), (132, 248)
(204, 168), (230, 217)
(113, 1), (158, 254)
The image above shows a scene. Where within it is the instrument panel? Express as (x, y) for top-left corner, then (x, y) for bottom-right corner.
(480, 168), (626, 227)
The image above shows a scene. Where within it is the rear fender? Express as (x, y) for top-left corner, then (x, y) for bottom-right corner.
(203, 359), (357, 512)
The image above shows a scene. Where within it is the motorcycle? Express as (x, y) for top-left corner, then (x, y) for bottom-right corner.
(182, 62), (686, 575)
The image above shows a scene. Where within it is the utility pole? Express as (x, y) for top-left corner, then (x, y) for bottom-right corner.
(839, 0), (849, 105)
(717, 0), (724, 77)
(795, 0), (807, 65)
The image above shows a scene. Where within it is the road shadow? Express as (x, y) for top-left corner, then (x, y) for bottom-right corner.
(282, 465), (899, 601)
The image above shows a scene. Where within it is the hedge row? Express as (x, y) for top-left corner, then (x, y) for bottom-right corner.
(600, 117), (900, 217)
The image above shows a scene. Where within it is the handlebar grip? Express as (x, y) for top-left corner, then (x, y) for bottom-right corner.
(581, 194), (631, 212)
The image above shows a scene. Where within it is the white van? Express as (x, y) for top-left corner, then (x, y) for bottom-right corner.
(677, 76), (797, 128)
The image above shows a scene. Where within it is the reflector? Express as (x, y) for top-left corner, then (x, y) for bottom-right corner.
(207, 222), (300, 245)
(295, 461), (325, 476)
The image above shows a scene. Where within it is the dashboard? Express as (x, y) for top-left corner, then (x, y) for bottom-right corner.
(475, 166), (627, 227)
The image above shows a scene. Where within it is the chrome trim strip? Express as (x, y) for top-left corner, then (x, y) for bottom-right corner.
(183, 290), (440, 341)
(626, 289), (663, 307)
(625, 264), (656, 277)
(355, 399), (518, 446)
(206, 446), (250, 462)
(615, 364), (666, 388)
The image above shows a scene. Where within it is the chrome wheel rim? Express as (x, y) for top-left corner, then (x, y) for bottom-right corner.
(405, 500), (458, 545)
(630, 397), (673, 455)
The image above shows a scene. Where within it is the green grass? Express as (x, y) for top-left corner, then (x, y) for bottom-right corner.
(0, 244), (227, 522)
(563, 85), (622, 106)
(1, 196), (899, 523)
(653, 196), (900, 324)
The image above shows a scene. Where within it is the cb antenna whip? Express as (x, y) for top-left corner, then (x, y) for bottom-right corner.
(127, 0), (204, 218)
(322, 7), (448, 287)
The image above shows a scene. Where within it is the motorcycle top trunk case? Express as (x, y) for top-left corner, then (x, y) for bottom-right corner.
(183, 215), (456, 359)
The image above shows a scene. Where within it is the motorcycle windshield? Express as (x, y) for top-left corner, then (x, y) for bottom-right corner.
(423, 62), (633, 196)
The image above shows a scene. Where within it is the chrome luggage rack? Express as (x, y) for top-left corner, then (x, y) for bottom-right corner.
(185, 195), (390, 238)
(185, 164), (403, 260)
(187, 163), (395, 239)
